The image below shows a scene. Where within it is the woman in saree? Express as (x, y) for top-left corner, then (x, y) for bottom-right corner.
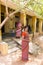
(16, 22), (22, 38)
(22, 26), (29, 61)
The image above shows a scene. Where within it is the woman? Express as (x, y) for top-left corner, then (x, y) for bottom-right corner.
(16, 22), (22, 38)
(22, 26), (29, 61)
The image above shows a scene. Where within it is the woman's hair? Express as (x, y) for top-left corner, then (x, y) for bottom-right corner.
(22, 25), (29, 32)
(23, 25), (29, 32)
(15, 21), (20, 27)
(24, 26), (28, 29)
(24, 26), (28, 31)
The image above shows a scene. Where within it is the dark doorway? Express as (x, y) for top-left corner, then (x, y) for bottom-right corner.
(1, 13), (5, 33)
(26, 16), (32, 33)
(36, 19), (39, 32)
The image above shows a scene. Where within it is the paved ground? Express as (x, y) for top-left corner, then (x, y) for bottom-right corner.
(0, 35), (43, 65)
(0, 49), (43, 65)
(3, 37), (42, 55)
(33, 35), (43, 49)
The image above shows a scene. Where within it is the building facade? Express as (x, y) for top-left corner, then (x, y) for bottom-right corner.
(0, 0), (43, 41)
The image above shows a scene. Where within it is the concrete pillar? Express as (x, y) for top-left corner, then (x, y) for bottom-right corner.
(20, 10), (26, 26)
(32, 16), (37, 33)
(0, 5), (2, 41)
(38, 19), (42, 33)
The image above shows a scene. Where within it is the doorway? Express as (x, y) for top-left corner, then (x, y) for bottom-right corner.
(1, 13), (5, 33)
(36, 19), (39, 32)
(26, 15), (32, 33)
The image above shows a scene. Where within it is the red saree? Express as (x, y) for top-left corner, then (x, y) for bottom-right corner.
(22, 32), (29, 61)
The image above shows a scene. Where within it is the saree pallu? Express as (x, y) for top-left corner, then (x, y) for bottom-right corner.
(22, 39), (29, 60)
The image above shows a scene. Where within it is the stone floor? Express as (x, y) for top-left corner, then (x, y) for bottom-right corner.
(33, 35), (43, 49)
(3, 37), (41, 55)
(0, 49), (43, 65)
(0, 35), (43, 65)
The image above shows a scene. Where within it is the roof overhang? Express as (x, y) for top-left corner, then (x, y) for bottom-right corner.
(25, 8), (43, 20)
(0, 0), (43, 20)
(0, 0), (18, 10)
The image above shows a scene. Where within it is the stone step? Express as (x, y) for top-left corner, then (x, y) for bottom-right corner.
(8, 47), (19, 53)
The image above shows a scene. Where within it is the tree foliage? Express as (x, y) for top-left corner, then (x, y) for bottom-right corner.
(0, 0), (43, 29)
(12, 0), (43, 17)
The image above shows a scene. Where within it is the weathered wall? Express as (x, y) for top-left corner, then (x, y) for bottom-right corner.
(1, 6), (15, 33)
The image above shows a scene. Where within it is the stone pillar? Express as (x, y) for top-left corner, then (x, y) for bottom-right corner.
(0, 5), (2, 41)
(20, 10), (26, 26)
(4, 8), (9, 33)
(32, 16), (37, 33)
(38, 19), (42, 33)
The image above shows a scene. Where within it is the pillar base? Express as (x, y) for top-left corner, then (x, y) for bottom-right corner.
(0, 42), (8, 55)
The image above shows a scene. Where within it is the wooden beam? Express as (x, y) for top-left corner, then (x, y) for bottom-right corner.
(5, 0), (9, 16)
(1, 0), (18, 10)
(0, 9), (20, 29)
